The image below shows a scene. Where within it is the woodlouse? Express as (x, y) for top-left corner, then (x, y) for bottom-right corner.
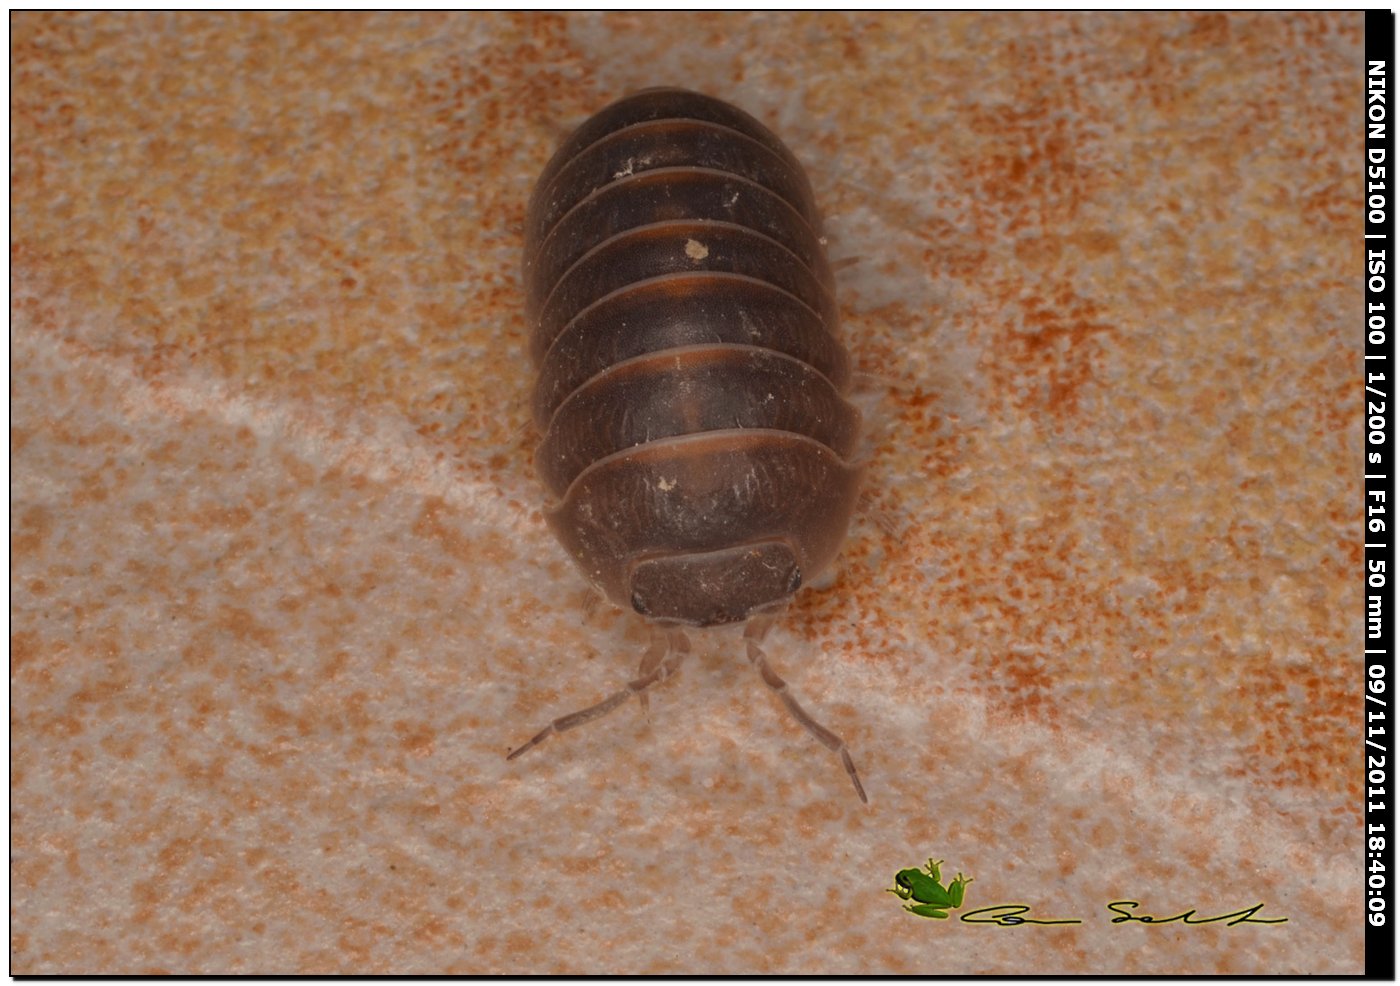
(508, 88), (866, 802)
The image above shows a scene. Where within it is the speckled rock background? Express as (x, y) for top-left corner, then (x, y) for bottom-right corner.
(11, 11), (1362, 974)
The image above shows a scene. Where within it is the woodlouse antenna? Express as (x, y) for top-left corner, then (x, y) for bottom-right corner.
(743, 616), (867, 803)
(506, 628), (690, 761)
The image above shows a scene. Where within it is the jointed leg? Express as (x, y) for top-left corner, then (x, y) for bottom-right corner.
(636, 627), (670, 717)
(507, 628), (690, 761)
(744, 619), (868, 803)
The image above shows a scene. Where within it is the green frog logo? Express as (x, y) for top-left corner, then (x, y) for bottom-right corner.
(888, 859), (974, 919)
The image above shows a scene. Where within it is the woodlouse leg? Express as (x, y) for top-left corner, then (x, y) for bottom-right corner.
(507, 629), (690, 761)
(857, 487), (902, 539)
(636, 626), (669, 718)
(743, 620), (868, 804)
(580, 590), (600, 621)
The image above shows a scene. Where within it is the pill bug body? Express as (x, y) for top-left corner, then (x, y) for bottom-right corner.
(511, 89), (866, 801)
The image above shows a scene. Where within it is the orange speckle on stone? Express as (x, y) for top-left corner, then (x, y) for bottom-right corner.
(394, 719), (436, 757)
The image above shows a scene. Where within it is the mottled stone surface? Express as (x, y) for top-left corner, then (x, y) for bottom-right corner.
(12, 11), (1360, 973)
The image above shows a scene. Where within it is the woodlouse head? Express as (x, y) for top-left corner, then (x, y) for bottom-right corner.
(628, 538), (802, 627)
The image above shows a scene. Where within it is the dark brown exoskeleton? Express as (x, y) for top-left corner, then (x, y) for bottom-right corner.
(509, 88), (866, 802)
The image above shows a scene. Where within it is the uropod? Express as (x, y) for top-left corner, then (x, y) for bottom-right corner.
(509, 88), (866, 802)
